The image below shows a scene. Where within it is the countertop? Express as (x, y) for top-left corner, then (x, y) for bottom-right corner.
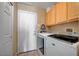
(37, 32), (53, 38)
(37, 32), (79, 45)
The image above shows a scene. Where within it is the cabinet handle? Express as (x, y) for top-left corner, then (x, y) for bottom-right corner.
(52, 43), (55, 46)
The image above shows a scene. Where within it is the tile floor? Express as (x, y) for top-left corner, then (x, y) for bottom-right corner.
(17, 50), (43, 56)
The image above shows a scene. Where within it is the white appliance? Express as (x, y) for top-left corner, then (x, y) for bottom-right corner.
(45, 34), (79, 56)
(0, 2), (13, 56)
(18, 10), (37, 53)
(37, 33), (79, 56)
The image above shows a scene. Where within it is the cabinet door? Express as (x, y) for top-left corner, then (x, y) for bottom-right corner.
(46, 6), (56, 26)
(56, 2), (67, 24)
(68, 2), (79, 20)
(50, 6), (56, 26)
(45, 11), (51, 26)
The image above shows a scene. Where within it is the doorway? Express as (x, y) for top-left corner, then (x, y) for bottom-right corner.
(18, 10), (37, 53)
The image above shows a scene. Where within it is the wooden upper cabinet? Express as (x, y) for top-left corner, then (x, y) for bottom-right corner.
(46, 6), (56, 26)
(50, 6), (56, 25)
(46, 2), (79, 27)
(46, 10), (51, 26)
(56, 2), (67, 24)
(67, 2), (79, 20)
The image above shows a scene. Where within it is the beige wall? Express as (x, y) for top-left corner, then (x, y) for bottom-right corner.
(47, 21), (79, 34)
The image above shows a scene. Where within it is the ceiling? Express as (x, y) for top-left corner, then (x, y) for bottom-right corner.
(18, 2), (57, 9)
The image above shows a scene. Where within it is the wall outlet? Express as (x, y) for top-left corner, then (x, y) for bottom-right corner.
(65, 28), (74, 32)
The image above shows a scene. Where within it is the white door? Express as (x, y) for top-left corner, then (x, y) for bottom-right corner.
(0, 2), (13, 56)
(18, 10), (37, 53)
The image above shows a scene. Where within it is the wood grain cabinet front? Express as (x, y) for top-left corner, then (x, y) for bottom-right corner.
(45, 10), (51, 26)
(46, 6), (56, 26)
(56, 2), (67, 24)
(67, 2), (79, 21)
